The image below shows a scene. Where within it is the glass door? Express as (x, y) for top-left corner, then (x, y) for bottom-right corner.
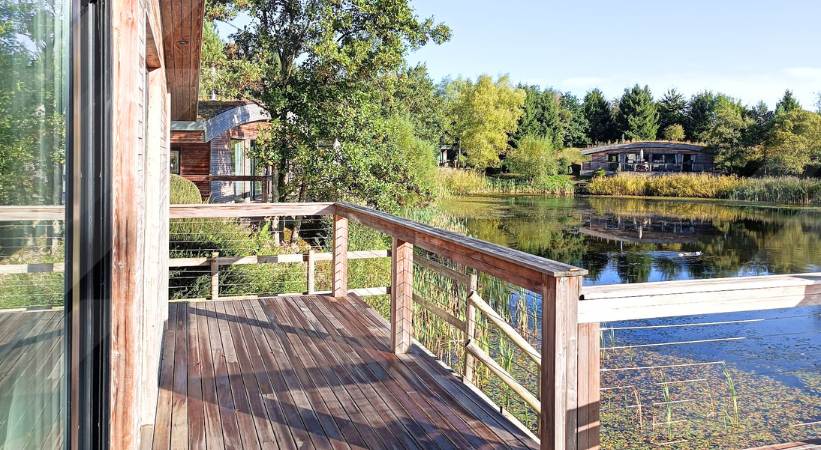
(0, 0), (69, 447)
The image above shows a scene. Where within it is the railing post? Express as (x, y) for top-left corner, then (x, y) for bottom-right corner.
(332, 215), (348, 298)
(464, 270), (478, 383)
(305, 249), (316, 294)
(390, 237), (413, 354)
(577, 322), (601, 450)
(540, 273), (582, 450)
(210, 251), (220, 300)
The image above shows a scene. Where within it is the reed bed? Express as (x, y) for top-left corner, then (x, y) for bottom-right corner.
(588, 173), (820, 205)
(436, 168), (574, 196)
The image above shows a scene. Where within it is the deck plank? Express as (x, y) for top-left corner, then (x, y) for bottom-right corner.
(152, 296), (541, 450)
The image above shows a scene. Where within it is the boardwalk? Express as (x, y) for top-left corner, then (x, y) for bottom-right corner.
(151, 295), (538, 450)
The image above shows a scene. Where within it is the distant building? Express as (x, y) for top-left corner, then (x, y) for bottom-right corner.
(580, 141), (715, 175)
(170, 100), (271, 202)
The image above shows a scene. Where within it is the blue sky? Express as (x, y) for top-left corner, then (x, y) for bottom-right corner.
(217, 1), (821, 109)
(405, 0), (821, 108)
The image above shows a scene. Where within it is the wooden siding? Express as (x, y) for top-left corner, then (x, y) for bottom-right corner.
(175, 143), (211, 198)
(151, 295), (538, 450)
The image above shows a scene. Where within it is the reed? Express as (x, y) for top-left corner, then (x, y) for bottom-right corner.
(436, 168), (574, 196)
(588, 173), (820, 205)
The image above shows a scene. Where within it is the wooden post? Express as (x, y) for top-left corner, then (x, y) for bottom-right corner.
(210, 251), (220, 299)
(463, 270), (478, 382)
(391, 238), (413, 354)
(306, 249), (316, 294)
(577, 322), (601, 450)
(331, 215), (348, 298)
(540, 274), (582, 450)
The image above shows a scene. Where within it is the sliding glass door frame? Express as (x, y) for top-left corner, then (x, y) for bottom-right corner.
(67, 0), (111, 448)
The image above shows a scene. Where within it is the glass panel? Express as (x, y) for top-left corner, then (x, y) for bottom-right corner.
(170, 149), (180, 174)
(0, 0), (68, 447)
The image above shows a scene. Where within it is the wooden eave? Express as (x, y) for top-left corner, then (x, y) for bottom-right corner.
(160, 0), (205, 121)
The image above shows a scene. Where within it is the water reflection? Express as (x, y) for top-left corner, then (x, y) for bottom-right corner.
(436, 196), (821, 285)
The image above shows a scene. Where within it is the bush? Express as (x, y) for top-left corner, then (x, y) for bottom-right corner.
(170, 174), (202, 204)
(587, 173), (820, 205)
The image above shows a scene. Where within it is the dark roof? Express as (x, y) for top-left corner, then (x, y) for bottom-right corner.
(197, 100), (258, 121)
(581, 141), (708, 156)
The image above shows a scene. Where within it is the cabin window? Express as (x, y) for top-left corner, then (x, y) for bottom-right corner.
(170, 149), (180, 174)
(607, 153), (619, 162)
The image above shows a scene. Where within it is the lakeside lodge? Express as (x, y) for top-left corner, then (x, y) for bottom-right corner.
(580, 141), (715, 175)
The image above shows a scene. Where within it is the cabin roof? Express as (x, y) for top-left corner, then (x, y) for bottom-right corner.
(171, 100), (271, 143)
(581, 141), (708, 156)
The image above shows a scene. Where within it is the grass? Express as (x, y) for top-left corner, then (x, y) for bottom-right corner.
(436, 168), (574, 196)
(588, 173), (821, 205)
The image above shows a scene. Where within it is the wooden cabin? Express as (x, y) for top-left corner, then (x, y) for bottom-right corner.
(580, 141), (715, 175)
(171, 100), (272, 201)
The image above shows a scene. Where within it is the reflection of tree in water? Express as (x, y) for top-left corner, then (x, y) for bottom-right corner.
(437, 196), (821, 285)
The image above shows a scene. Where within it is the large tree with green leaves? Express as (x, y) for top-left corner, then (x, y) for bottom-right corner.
(705, 96), (756, 174)
(775, 90), (802, 116)
(445, 75), (525, 169)
(763, 108), (821, 175)
(199, 20), (262, 100)
(214, 0), (449, 207)
(686, 91), (718, 141)
(657, 89), (687, 138)
(617, 84), (659, 140)
(583, 89), (615, 143)
(559, 92), (590, 147)
(511, 85), (563, 147)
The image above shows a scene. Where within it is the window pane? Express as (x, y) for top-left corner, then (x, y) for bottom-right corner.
(0, 0), (68, 447)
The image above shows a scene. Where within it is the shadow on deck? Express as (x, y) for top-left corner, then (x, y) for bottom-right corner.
(151, 295), (538, 450)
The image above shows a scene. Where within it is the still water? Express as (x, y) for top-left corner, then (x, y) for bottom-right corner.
(434, 196), (821, 448)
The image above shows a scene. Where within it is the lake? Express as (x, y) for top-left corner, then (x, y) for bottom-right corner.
(432, 195), (821, 448)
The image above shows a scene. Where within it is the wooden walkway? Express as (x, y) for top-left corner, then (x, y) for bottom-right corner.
(151, 295), (538, 450)
(0, 309), (64, 449)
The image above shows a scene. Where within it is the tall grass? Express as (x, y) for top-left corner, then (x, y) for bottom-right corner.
(588, 173), (821, 205)
(436, 168), (574, 196)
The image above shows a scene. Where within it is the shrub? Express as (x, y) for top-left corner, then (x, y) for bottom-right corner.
(170, 174), (202, 204)
(663, 124), (686, 141)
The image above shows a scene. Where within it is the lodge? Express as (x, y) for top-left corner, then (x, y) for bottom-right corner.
(580, 141), (715, 175)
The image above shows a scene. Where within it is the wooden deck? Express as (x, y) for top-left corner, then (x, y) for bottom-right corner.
(0, 309), (64, 449)
(151, 294), (538, 450)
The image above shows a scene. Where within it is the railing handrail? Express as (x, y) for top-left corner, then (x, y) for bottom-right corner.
(579, 272), (821, 323)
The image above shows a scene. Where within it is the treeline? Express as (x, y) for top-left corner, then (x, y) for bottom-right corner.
(201, 0), (820, 210)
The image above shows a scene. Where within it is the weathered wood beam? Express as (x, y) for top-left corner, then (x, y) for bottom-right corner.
(169, 202), (335, 218)
(391, 238), (413, 354)
(332, 215), (349, 298)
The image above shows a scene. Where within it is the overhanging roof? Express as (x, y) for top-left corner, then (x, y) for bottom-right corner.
(171, 102), (270, 143)
(160, 0), (205, 121)
(581, 141), (708, 156)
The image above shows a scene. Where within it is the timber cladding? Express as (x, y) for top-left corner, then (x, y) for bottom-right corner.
(175, 143), (211, 198)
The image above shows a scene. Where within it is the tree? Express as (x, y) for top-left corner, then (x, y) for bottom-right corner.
(657, 89), (687, 138)
(512, 85), (563, 147)
(816, 93), (821, 114)
(686, 91), (718, 141)
(617, 84), (659, 140)
(583, 89), (615, 143)
(559, 92), (590, 147)
(218, 0), (450, 207)
(446, 75), (526, 168)
(199, 20), (261, 100)
(742, 101), (773, 147)
(706, 96), (756, 174)
(763, 109), (821, 175)
(775, 90), (802, 116)
(662, 124), (686, 141)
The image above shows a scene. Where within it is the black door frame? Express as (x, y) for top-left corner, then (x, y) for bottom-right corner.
(66, 0), (111, 448)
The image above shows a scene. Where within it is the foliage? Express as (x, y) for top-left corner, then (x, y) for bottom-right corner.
(0, 1), (65, 206)
(445, 75), (526, 168)
(583, 88), (616, 143)
(512, 85), (563, 147)
(686, 91), (719, 141)
(588, 173), (820, 204)
(505, 135), (558, 180)
(435, 168), (573, 196)
(617, 85), (659, 140)
(705, 96), (755, 174)
(216, 0), (449, 210)
(775, 89), (802, 116)
(662, 124), (686, 141)
(657, 89), (688, 138)
(170, 174), (203, 204)
(763, 109), (821, 175)
(199, 20), (262, 100)
(559, 93), (590, 147)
